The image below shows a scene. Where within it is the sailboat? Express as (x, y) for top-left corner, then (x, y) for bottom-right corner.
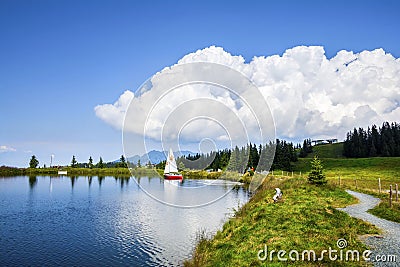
(164, 148), (183, 180)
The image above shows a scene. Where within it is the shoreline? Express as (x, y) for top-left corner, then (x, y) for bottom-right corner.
(0, 167), (254, 182)
(0, 166), (154, 177)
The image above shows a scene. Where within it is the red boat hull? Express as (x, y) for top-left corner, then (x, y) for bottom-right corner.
(164, 174), (183, 180)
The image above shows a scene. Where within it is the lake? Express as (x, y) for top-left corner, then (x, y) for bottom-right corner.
(0, 176), (249, 266)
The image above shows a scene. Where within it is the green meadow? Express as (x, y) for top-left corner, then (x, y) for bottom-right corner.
(185, 177), (379, 266)
(290, 143), (400, 191)
(186, 143), (400, 266)
(296, 144), (400, 223)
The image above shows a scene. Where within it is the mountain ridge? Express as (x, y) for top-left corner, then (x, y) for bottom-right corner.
(123, 150), (194, 165)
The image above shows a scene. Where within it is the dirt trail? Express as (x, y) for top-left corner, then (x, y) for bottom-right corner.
(338, 190), (399, 266)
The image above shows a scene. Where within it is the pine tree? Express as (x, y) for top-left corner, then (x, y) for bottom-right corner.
(253, 143), (260, 168)
(369, 142), (377, 157)
(371, 125), (380, 154)
(239, 146), (247, 173)
(118, 155), (127, 168)
(228, 146), (239, 172)
(97, 157), (104, 168)
(308, 156), (327, 185)
(381, 140), (390, 157)
(299, 139), (308, 158)
(343, 122), (400, 158)
(88, 156), (93, 169)
(29, 155), (39, 168)
(71, 155), (78, 168)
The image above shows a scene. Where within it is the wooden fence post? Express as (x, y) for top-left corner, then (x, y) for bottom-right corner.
(355, 178), (357, 189)
(300, 171), (302, 177)
(396, 184), (398, 202)
(389, 185), (392, 208)
(291, 171), (293, 177)
(378, 178), (381, 193)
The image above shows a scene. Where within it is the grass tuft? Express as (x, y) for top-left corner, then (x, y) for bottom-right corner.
(368, 200), (400, 223)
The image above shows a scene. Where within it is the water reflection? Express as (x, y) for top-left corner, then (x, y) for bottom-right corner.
(98, 176), (105, 187)
(0, 176), (249, 266)
(28, 176), (37, 189)
(114, 176), (131, 189)
(70, 176), (77, 188)
(121, 177), (130, 188)
(133, 177), (244, 208)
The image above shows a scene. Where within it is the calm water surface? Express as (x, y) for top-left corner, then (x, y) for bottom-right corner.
(0, 176), (249, 266)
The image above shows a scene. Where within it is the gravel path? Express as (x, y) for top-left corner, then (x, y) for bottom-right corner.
(337, 190), (400, 266)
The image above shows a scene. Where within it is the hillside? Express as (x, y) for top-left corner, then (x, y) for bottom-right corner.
(294, 157), (400, 178)
(293, 143), (400, 190)
(303, 142), (344, 158)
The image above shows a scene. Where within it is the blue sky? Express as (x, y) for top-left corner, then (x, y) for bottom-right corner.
(0, 0), (399, 167)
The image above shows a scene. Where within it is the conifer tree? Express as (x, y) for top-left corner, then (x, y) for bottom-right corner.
(71, 155), (77, 168)
(29, 155), (39, 168)
(308, 156), (327, 185)
(88, 156), (93, 169)
(97, 157), (104, 168)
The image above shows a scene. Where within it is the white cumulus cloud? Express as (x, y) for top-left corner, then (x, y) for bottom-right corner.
(94, 90), (134, 130)
(95, 46), (400, 143)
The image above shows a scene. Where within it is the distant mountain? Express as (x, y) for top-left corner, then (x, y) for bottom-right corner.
(126, 150), (194, 165)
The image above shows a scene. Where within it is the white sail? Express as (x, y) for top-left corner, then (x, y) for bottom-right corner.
(164, 148), (178, 174)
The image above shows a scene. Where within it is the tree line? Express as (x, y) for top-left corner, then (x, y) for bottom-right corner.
(27, 136), (321, 172)
(298, 138), (313, 158)
(343, 122), (400, 158)
(168, 139), (298, 172)
(27, 137), (317, 172)
(29, 155), (132, 169)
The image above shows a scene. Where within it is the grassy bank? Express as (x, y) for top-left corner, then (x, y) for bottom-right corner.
(0, 166), (160, 177)
(0, 166), (24, 176)
(185, 177), (379, 266)
(182, 170), (223, 179)
(1, 166), (254, 184)
(182, 170), (252, 183)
